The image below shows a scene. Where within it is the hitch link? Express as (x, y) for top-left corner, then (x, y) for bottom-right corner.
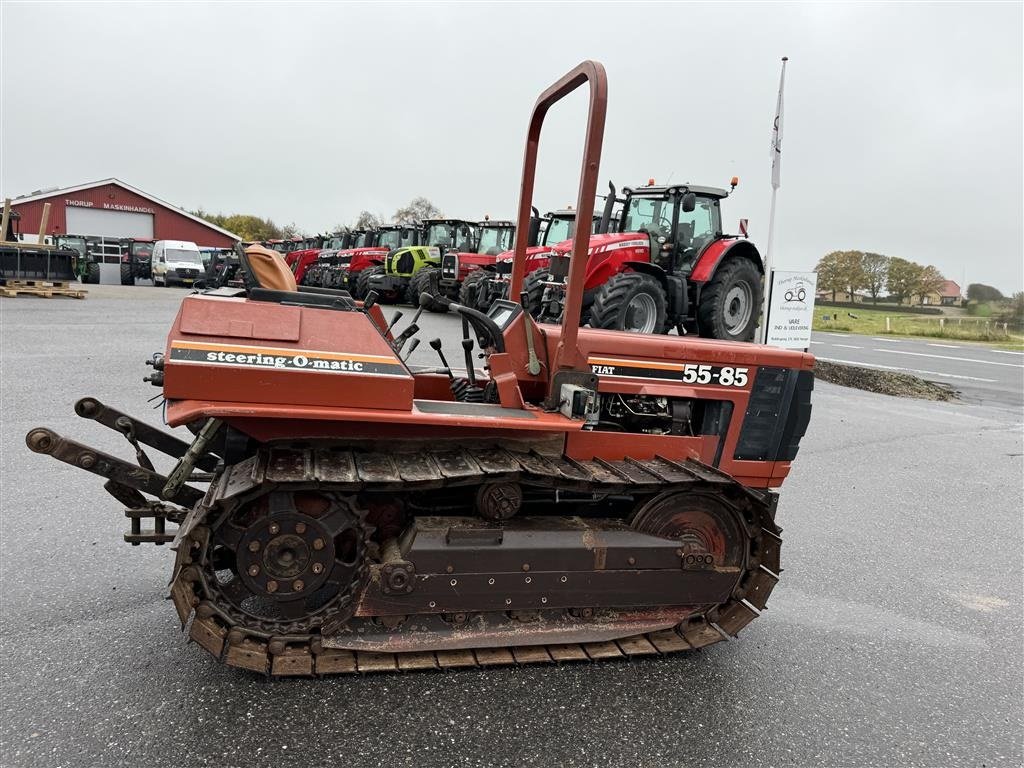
(162, 419), (223, 500)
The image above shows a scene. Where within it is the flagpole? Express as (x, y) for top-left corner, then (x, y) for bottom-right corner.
(758, 56), (788, 344)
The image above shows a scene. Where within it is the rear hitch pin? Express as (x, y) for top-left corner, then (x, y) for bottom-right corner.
(162, 418), (223, 500)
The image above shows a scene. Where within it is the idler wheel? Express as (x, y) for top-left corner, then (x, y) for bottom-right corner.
(631, 492), (746, 571)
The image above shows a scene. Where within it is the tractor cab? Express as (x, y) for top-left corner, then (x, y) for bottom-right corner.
(420, 219), (476, 253)
(474, 220), (516, 256)
(617, 183), (727, 274)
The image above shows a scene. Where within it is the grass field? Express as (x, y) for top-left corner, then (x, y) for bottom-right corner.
(814, 306), (1024, 348)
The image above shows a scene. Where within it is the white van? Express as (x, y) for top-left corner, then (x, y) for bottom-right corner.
(152, 240), (204, 287)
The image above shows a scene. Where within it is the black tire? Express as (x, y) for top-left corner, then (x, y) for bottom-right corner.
(696, 257), (762, 342)
(522, 268), (550, 319)
(589, 271), (667, 334)
(119, 263), (134, 286)
(459, 270), (490, 311)
(409, 268), (448, 312)
(353, 267), (378, 300)
(84, 262), (100, 284)
(359, 265), (400, 304)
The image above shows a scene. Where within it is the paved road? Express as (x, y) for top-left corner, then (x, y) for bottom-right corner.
(810, 330), (1024, 410)
(2, 286), (1022, 767)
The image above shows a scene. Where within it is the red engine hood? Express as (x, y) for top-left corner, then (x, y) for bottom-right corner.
(550, 232), (650, 256)
(338, 247), (389, 258)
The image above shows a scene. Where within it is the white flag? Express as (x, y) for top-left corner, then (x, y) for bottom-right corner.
(770, 57), (788, 190)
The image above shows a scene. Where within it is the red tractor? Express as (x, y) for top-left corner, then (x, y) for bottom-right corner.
(25, 61), (812, 676)
(420, 218), (520, 307)
(283, 235), (326, 284)
(456, 208), (606, 312)
(297, 232), (358, 287)
(527, 180), (763, 341)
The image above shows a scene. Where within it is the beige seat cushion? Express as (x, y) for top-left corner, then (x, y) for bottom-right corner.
(244, 244), (297, 292)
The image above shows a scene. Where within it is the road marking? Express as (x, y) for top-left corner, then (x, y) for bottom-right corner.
(833, 344), (862, 349)
(810, 341), (825, 345)
(928, 343), (961, 349)
(873, 348), (1024, 368)
(992, 349), (1024, 356)
(817, 357), (998, 383)
(872, 337), (903, 343)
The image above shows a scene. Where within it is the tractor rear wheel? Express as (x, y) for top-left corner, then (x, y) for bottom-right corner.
(459, 270), (490, 311)
(410, 268), (448, 313)
(119, 263), (134, 286)
(84, 262), (100, 284)
(522, 268), (550, 319)
(697, 257), (762, 342)
(589, 272), (667, 334)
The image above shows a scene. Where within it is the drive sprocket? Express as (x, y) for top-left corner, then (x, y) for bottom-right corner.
(197, 490), (368, 636)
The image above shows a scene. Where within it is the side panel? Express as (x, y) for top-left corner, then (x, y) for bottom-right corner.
(163, 296), (415, 411)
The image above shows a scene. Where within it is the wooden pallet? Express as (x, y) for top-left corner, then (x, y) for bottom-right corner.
(0, 279), (76, 289)
(0, 282), (86, 299)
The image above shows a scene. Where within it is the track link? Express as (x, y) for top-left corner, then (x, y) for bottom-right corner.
(171, 446), (782, 676)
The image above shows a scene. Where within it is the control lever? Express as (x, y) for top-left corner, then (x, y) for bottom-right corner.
(391, 307), (423, 354)
(392, 322), (419, 354)
(429, 338), (453, 379)
(401, 337), (420, 362)
(363, 290), (378, 310)
(387, 310), (404, 333)
(461, 317), (476, 386)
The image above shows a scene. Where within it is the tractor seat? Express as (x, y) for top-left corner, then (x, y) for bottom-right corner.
(240, 244), (297, 291)
(238, 243), (357, 311)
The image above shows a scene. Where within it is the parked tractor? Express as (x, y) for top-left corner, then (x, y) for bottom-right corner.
(25, 61), (812, 676)
(119, 239), (155, 285)
(295, 232), (355, 287)
(323, 225), (420, 298)
(528, 180), (763, 341)
(368, 218), (476, 306)
(414, 218), (520, 312)
(460, 208), (603, 313)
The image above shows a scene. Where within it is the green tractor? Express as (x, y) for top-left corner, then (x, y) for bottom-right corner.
(366, 218), (476, 306)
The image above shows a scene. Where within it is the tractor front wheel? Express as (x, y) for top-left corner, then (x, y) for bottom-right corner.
(522, 269), (550, 319)
(589, 271), (667, 334)
(119, 263), (134, 286)
(354, 267), (378, 300)
(696, 257), (762, 342)
(410, 268), (449, 313)
(459, 270), (490, 311)
(84, 262), (100, 284)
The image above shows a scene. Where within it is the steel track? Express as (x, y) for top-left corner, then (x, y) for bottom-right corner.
(170, 446), (782, 676)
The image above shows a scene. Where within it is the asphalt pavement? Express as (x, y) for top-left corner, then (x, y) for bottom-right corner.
(1, 285), (1022, 768)
(810, 330), (1023, 410)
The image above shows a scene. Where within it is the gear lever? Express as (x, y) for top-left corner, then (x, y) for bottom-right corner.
(429, 338), (453, 379)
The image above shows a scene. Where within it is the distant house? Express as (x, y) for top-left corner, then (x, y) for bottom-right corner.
(921, 280), (962, 306)
(815, 290), (871, 303)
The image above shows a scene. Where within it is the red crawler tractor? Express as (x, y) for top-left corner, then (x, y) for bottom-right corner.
(25, 62), (813, 676)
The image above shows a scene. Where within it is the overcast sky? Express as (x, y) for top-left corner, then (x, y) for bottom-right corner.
(2, 2), (1021, 293)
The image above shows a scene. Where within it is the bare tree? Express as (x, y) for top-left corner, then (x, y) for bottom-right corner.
(354, 211), (384, 230)
(393, 197), (442, 226)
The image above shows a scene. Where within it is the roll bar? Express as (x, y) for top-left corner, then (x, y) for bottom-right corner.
(509, 60), (608, 373)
